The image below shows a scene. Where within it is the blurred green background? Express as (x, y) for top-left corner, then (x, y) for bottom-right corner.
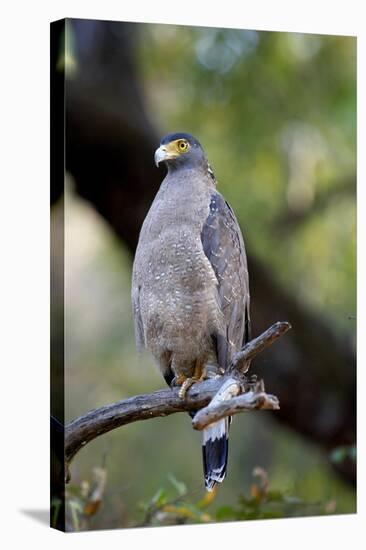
(56, 21), (356, 529)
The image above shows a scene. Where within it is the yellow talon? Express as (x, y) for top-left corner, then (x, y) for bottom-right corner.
(178, 377), (196, 399)
(177, 358), (218, 399)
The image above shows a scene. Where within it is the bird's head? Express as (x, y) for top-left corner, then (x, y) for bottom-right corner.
(154, 132), (207, 171)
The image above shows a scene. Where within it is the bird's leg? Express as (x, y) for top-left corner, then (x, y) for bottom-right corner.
(171, 373), (188, 389)
(201, 349), (224, 380)
(178, 354), (223, 399)
(201, 364), (224, 380)
(178, 360), (204, 399)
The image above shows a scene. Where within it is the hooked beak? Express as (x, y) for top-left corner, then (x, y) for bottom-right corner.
(154, 145), (178, 167)
(154, 145), (167, 167)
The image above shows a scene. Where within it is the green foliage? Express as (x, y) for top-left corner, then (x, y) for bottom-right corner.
(65, 463), (108, 531)
(137, 468), (339, 527)
(65, 463), (350, 530)
(139, 25), (356, 332)
(50, 497), (62, 529)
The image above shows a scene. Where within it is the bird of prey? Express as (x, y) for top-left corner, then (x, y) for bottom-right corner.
(132, 132), (250, 490)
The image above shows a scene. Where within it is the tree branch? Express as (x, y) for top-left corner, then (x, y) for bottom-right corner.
(192, 389), (280, 430)
(65, 322), (291, 476)
(229, 321), (291, 371)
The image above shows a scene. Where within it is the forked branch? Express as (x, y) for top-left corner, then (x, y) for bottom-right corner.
(192, 388), (280, 430)
(65, 321), (291, 474)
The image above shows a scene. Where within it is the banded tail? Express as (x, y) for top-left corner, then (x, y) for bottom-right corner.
(200, 378), (236, 490)
(202, 417), (229, 490)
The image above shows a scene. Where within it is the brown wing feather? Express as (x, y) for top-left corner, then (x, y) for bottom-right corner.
(201, 192), (250, 370)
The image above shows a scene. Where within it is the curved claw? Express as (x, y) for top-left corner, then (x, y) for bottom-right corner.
(178, 378), (196, 399)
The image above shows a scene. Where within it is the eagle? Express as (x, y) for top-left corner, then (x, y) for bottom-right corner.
(131, 132), (250, 490)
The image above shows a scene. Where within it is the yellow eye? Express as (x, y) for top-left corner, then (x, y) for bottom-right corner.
(177, 140), (188, 152)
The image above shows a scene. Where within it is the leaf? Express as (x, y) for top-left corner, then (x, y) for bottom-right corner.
(138, 487), (167, 514)
(84, 499), (102, 516)
(68, 500), (83, 531)
(167, 474), (187, 496)
(51, 497), (62, 528)
(151, 487), (167, 507)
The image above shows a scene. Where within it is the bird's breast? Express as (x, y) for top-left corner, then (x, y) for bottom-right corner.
(134, 173), (222, 350)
